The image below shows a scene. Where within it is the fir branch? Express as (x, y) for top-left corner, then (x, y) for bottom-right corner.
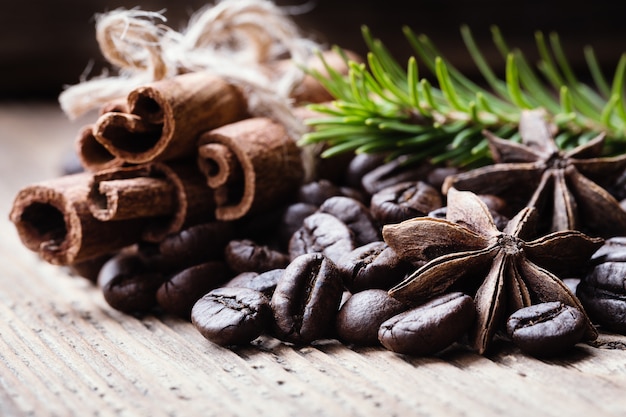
(298, 25), (626, 167)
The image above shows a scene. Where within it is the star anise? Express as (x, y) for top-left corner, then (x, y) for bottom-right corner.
(442, 109), (626, 238)
(382, 187), (603, 354)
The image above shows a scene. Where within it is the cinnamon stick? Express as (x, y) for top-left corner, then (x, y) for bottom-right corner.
(87, 162), (217, 242)
(75, 99), (129, 172)
(75, 124), (125, 172)
(9, 172), (147, 265)
(88, 166), (177, 221)
(197, 117), (304, 221)
(93, 72), (249, 164)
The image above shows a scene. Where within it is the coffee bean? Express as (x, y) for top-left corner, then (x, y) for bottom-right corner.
(477, 194), (510, 216)
(506, 302), (586, 357)
(270, 253), (344, 344)
(315, 150), (355, 185)
(98, 251), (166, 314)
(426, 166), (460, 191)
(288, 212), (355, 264)
(370, 181), (442, 224)
(337, 186), (368, 205)
(278, 202), (318, 246)
(224, 268), (284, 298)
(344, 152), (387, 191)
(156, 261), (230, 318)
(336, 289), (408, 346)
(476, 194), (511, 230)
(191, 287), (271, 346)
(378, 292), (475, 355)
(562, 278), (580, 295)
(224, 271), (259, 286)
(335, 241), (413, 292)
(427, 206), (447, 220)
(232, 207), (286, 245)
(578, 259), (626, 334)
(589, 236), (626, 264)
(319, 196), (381, 246)
(224, 239), (290, 274)
(577, 281), (626, 334)
(298, 179), (343, 206)
(361, 155), (432, 195)
(159, 222), (234, 268)
(339, 290), (352, 309)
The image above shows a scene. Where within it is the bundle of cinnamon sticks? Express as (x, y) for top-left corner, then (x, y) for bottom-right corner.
(9, 50), (353, 268)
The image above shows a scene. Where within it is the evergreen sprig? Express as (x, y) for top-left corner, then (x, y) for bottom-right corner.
(298, 25), (626, 167)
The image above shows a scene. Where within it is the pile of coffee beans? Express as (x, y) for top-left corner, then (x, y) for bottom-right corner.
(68, 152), (624, 358)
(577, 237), (626, 335)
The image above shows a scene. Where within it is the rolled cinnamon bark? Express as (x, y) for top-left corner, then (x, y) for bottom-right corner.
(93, 72), (249, 164)
(75, 124), (125, 172)
(9, 172), (146, 265)
(87, 162), (216, 242)
(75, 99), (129, 172)
(197, 117), (304, 221)
(88, 165), (177, 221)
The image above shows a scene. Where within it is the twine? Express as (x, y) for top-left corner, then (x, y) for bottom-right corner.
(58, 0), (321, 142)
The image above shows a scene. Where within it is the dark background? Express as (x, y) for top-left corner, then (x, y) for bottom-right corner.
(2, 0), (626, 100)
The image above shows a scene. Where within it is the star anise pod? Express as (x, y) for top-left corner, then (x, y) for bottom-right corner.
(382, 187), (603, 354)
(442, 109), (626, 238)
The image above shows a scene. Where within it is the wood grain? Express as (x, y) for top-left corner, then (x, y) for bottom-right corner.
(1, 103), (626, 417)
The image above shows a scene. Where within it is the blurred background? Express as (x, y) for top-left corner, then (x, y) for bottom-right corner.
(2, 0), (626, 101)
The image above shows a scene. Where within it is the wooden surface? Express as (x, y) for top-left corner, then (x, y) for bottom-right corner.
(2, 103), (626, 417)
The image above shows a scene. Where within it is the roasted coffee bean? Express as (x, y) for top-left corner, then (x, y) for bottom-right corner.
(370, 181), (442, 224)
(336, 289), (408, 346)
(562, 278), (581, 295)
(506, 302), (586, 357)
(427, 206), (447, 220)
(224, 271), (259, 286)
(224, 239), (290, 274)
(191, 287), (271, 346)
(361, 155), (432, 195)
(339, 290), (352, 309)
(159, 222), (234, 268)
(477, 194), (511, 230)
(270, 253), (344, 344)
(589, 236), (626, 264)
(578, 283), (626, 334)
(336, 241), (413, 292)
(98, 251), (165, 314)
(426, 166), (460, 191)
(288, 212), (355, 264)
(224, 268), (284, 298)
(278, 202), (318, 246)
(477, 194), (510, 216)
(378, 292), (475, 356)
(316, 151), (356, 185)
(577, 259), (626, 334)
(337, 186), (368, 205)
(156, 261), (230, 318)
(297, 179), (343, 206)
(319, 196), (380, 246)
(344, 152), (387, 191)
(232, 207), (286, 245)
